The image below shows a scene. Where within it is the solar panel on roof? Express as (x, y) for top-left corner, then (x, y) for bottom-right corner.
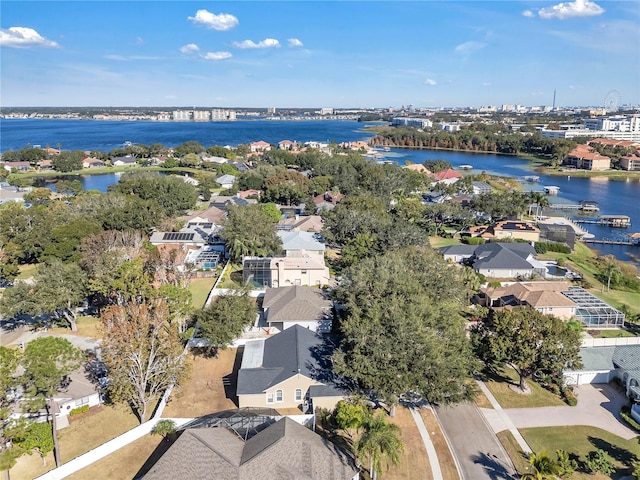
(162, 232), (195, 241)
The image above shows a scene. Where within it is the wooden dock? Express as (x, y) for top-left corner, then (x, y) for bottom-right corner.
(582, 239), (637, 246)
(573, 215), (631, 227)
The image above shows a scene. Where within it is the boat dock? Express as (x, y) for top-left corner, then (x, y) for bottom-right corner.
(582, 239), (638, 246)
(573, 215), (631, 228)
(544, 186), (560, 195)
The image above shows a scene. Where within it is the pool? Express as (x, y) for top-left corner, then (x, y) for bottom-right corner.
(546, 265), (568, 277)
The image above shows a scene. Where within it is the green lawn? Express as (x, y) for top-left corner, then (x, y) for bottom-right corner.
(429, 236), (462, 248)
(16, 263), (38, 279)
(217, 263), (244, 289)
(50, 315), (100, 339)
(481, 367), (566, 408)
(521, 426), (640, 479)
(588, 328), (637, 338)
(188, 276), (216, 308)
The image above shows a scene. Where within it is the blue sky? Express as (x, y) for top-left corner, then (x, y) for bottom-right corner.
(1, 1), (638, 108)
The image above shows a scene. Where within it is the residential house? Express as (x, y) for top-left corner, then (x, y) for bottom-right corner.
(277, 231), (325, 259)
(243, 256), (330, 289)
(237, 325), (347, 410)
(277, 215), (324, 233)
(2, 161), (31, 172)
(313, 191), (343, 212)
(440, 245), (479, 263)
(431, 168), (462, 186)
(477, 281), (577, 320)
(110, 155), (137, 167)
(53, 370), (101, 419)
(471, 220), (541, 243)
(238, 189), (261, 199)
(216, 174), (236, 190)
(37, 160), (54, 171)
(262, 286), (333, 333)
(0, 182), (27, 204)
(210, 195), (258, 210)
(278, 139), (297, 151)
(538, 223), (576, 250)
(83, 158), (106, 169)
(250, 141), (271, 153)
(471, 181), (492, 195)
(464, 242), (544, 279)
(144, 416), (359, 480)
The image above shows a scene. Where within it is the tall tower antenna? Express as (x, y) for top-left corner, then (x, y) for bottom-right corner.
(552, 89), (556, 110)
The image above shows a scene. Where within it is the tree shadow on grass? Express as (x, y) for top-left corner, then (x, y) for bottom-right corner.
(222, 347), (243, 407)
(133, 430), (184, 479)
(477, 368), (516, 386)
(588, 435), (638, 468)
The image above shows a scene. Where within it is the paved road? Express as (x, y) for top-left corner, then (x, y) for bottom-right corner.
(436, 402), (516, 480)
(1, 324), (100, 352)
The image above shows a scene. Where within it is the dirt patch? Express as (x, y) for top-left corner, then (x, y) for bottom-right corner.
(508, 382), (532, 395)
(162, 348), (241, 418)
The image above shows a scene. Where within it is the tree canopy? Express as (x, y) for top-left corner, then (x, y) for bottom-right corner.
(471, 307), (583, 390)
(333, 246), (477, 407)
(221, 204), (282, 263)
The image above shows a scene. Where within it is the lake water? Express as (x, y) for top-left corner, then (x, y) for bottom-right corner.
(2, 119), (639, 265)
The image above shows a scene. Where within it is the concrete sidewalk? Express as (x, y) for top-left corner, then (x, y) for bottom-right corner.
(409, 407), (444, 480)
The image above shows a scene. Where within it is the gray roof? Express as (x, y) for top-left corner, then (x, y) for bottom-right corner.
(144, 417), (358, 480)
(473, 242), (536, 271)
(439, 245), (477, 256)
(263, 286), (332, 323)
(613, 345), (640, 371)
(578, 346), (616, 371)
(277, 230), (326, 252)
(237, 325), (328, 395)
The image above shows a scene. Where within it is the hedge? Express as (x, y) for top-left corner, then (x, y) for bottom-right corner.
(621, 405), (640, 432)
(69, 404), (90, 416)
(535, 242), (571, 254)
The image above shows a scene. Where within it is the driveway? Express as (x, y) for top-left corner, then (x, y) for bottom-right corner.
(505, 383), (635, 440)
(1, 323), (100, 352)
(436, 402), (517, 480)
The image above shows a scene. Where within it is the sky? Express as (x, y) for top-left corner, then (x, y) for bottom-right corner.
(1, 1), (639, 109)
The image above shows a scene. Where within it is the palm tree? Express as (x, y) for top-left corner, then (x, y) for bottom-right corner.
(354, 413), (404, 480)
(529, 191), (550, 217)
(601, 255), (621, 292)
(521, 451), (562, 480)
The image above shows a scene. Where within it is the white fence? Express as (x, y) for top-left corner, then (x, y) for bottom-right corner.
(581, 337), (640, 348)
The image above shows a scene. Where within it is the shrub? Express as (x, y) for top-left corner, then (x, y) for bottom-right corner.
(621, 406), (640, 432)
(463, 236), (485, 245)
(584, 449), (614, 475)
(535, 242), (571, 254)
(69, 404), (90, 416)
(488, 281), (501, 288)
(151, 419), (177, 439)
(556, 449), (577, 477)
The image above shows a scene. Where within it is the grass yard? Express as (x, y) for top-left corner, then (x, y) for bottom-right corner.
(58, 404), (141, 463)
(481, 367), (566, 409)
(16, 263), (38, 279)
(429, 236), (462, 248)
(496, 430), (531, 476)
(50, 315), (100, 339)
(7, 404), (140, 480)
(521, 425), (640, 479)
(188, 276), (216, 309)
(384, 406), (432, 480)
(217, 263), (244, 289)
(67, 434), (164, 480)
(588, 328), (636, 338)
(419, 407), (460, 480)
(162, 348), (240, 418)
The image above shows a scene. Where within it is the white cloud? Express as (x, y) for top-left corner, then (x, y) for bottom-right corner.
(454, 41), (487, 56)
(0, 26), (59, 48)
(188, 9), (239, 31)
(202, 51), (232, 60)
(180, 43), (200, 54)
(232, 38), (280, 49)
(425, 78), (437, 86)
(522, 10), (535, 18)
(538, 0), (605, 19)
(288, 38), (303, 48)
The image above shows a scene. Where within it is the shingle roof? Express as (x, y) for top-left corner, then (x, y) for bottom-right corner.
(263, 286), (332, 323)
(237, 325), (327, 394)
(277, 231), (326, 252)
(473, 243), (536, 270)
(577, 347), (616, 371)
(144, 417), (358, 480)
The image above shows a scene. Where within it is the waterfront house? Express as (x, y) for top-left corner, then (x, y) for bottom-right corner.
(37, 159), (54, 171)
(2, 161), (31, 172)
(431, 168), (462, 186)
(278, 139), (297, 151)
(621, 153), (640, 171)
(470, 220), (541, 242)
(83, 158), (106, 169)
(250, 141), (271, 153)
(143, 416), (359, 480)
(237, 325), (347, 411)
(563, 145), (611, 171)
(111, 155), (137, 167)
(471, 181), (492, 195)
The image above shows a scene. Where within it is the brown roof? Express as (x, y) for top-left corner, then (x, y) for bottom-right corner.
(522, 290), (577, 308)
(434, 168), (462, 181)
(144, 417), (358, 480)
(183, 206), (226, 224)
(263, 286), (332, 323)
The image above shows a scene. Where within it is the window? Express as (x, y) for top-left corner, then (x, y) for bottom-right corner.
(267, 393), (274, 404)
(301, 270), (307, 274)
(295, 389), (302, 402)
(276, 390), (283, 402)
(75, 397), (89, 407)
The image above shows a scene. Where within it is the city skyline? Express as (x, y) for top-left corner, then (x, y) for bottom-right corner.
(1, 0), (639, 109)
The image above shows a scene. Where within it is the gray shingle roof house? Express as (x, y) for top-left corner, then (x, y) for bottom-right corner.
(144, 417), (359, 480)
(277, 230), (326, 257)
(471, 243), (543, 279)
(237, 325), (346, 410)
(262, 286), (333, 333)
